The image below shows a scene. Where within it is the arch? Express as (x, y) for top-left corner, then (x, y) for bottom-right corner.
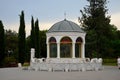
(49, 37), (56, 43)
(60, 36), (72, 58)
(76, 37), (83, 43)
(60, 36), (72, 43)
(75, 37), (83, 58)
(49, 37), (57, 58)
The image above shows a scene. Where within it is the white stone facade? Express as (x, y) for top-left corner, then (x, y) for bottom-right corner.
(46, 32), (86, 58)
(29, 51), (103, 72)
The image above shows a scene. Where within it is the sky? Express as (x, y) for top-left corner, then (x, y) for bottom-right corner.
(0, 0), (120, 36)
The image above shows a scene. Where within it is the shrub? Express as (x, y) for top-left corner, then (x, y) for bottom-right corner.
(3, 57), (17, 67)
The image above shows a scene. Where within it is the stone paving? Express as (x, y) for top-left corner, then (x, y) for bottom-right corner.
(0, 66), (120, 80)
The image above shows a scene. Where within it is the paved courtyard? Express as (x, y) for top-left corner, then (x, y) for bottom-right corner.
(0, 66), (120, 80)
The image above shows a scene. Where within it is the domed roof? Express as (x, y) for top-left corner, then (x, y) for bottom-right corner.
(47, 19), (84, 33)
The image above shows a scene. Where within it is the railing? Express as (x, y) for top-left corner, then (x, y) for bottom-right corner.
(29, 58), (103, 72)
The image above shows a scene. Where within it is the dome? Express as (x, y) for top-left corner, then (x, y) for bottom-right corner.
(47, 19), (84, 33)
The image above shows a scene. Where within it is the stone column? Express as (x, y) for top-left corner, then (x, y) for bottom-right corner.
(72, 43), (75, 58)
(47, 44), (50, 58)
(30, 48), (35, 66)
(81, 43), (85, 58)
(31, 48), (35, 59)
(57, 43), (60, 58)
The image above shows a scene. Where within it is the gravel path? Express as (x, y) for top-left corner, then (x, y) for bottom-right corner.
(0, 66), (120, 80)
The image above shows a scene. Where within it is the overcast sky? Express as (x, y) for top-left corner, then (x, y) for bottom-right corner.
(0, 0), (120, 36)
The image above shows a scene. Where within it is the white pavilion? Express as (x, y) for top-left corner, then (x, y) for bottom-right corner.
(46, 19), (86, 59)
(29, 19), (103, 72)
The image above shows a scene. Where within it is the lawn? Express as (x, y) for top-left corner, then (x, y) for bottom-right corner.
(103, 58), (117, 66)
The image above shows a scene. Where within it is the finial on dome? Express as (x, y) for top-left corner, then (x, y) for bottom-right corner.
(64, 12), (66, 20)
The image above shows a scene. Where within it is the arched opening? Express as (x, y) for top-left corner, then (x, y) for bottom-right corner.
(49, 37), (57, 58)
(60, 37), (72, 58)
(75, 37), (83, 58)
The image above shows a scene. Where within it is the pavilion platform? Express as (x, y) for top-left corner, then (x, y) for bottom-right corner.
(29, 58), (103, 72)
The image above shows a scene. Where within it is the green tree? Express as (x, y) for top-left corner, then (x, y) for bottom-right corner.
(35, 19), (40, 58)
(18, 11), (26, 65)
(26, 30), (47, 60)
(109, 27), (120, 58)
(5, 30), (18, 61)
(79, 0), (113, 58)
(30, 16), (35, 48)
(0, 20), (5, 67)
(40, 30), (47, 58)
(26, 36), (31, 62)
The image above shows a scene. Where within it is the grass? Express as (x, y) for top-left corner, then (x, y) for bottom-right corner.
(103, 58), (117, 66)
(23, 62), (30, 67)
(103, 62), (117, 66)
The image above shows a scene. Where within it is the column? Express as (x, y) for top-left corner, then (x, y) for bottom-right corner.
(47, 44), (50, 58)
(30, 48), (35, 59)
(72, 43), (75, 58)
(57, 43), (60, 58)
(81, 43), (85, 58)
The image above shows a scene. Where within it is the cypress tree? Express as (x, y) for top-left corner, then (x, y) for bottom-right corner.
(0, 20), (5, 67)
(35, 19), (40, 58)
(30, 16), (35, 48)
(18, 11), (26, 65)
